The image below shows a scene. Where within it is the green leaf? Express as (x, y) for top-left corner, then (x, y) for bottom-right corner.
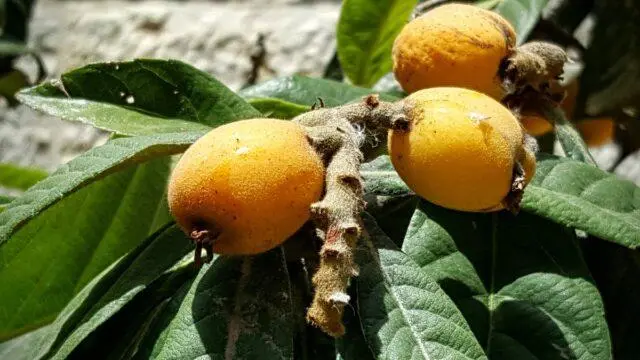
(0, 195), (13, 204)
(0, 69), (29, 106)
(17, 59), (260, 136)
(476, 0), (501, 10)
(136, 248), (294, 359)
(402, 201), (611, 359)
(239, 75), (399, 108)
(0, 325), (52, 360)
(0, 195), (12, 212)
(0, 158), (172, 340)
(356, 213), (487, 359)
(0, 132), (201, 243)
(0, 162), (47, 190)
(248, 97), (309, 119)
(366, 193), (417, 248)
(494, 0), (549, 44)
(47, 225), (195, 360)
(361, 155), (411, 196)
(4, 223), (191, 359)
(337, 0), (418, 87)
(543, 105), (596, 165)
(522, 154), (640, 249)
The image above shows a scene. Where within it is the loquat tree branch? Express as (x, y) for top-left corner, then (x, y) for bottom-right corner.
(292, 95), (404, 336)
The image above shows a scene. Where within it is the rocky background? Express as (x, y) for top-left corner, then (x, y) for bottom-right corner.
(0, 0), (341, 170)
(1, 0), (639, 184)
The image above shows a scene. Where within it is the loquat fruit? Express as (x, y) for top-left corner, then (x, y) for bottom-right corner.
(392, 3), (516, 99)
(576, 118), (615, 147)
(388, 87), (534, 212)
(168, 118), (325, 256)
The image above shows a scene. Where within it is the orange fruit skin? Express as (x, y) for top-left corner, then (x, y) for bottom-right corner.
(520, 111), (554, 136)
(520, 79), (579, 136)
(392, 4), (516, 99)
(389, 87), (528, 212)
(168, 118), (324, 255)
(576, 118), (615, 147)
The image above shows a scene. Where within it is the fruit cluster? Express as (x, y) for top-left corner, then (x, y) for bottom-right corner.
(167, 3), (578, 337)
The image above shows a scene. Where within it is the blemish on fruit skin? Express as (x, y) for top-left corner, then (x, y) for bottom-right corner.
(469, 112), (490, 125)
(235, 146), (250, 155)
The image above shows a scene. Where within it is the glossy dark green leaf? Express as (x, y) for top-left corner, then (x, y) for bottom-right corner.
(248, 97), (309, 119)
(138, 248), (294, 359)
(0, 158), (171, 340)
(239, 75), (399, 109)
(402, 201), (611, 359)
(494, 0), (549, 44)
(356, 213), (487, 359)
(17, 59), (260, 136)
(522, 154), (640, 249)
(47, 225), (195, 360)
(337, 0), (417, 87)
(0, 162), (47, 190)
(0, 132), (201, 243)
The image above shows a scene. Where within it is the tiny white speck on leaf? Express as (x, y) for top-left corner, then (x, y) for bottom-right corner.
(114, 64), (120, 70)
(119, 91), (126, 97)
(173, 90), (179, 95)
(126, 95), (135, 104)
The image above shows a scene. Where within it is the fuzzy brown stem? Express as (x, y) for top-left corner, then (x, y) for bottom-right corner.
(306, 130), (363, 337)
(294, 95), (403, 337)
(295, 94), (404, 160)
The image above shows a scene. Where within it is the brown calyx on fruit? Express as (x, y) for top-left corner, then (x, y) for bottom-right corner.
(189, 223), (220, 268)
(501, 41), (568, 97)
(502, 161), (526, 214)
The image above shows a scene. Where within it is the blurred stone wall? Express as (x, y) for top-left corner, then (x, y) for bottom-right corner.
(0, 0), (340, 170)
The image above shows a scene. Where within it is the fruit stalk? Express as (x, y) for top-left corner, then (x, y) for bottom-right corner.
(293, 95), (402, 336)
